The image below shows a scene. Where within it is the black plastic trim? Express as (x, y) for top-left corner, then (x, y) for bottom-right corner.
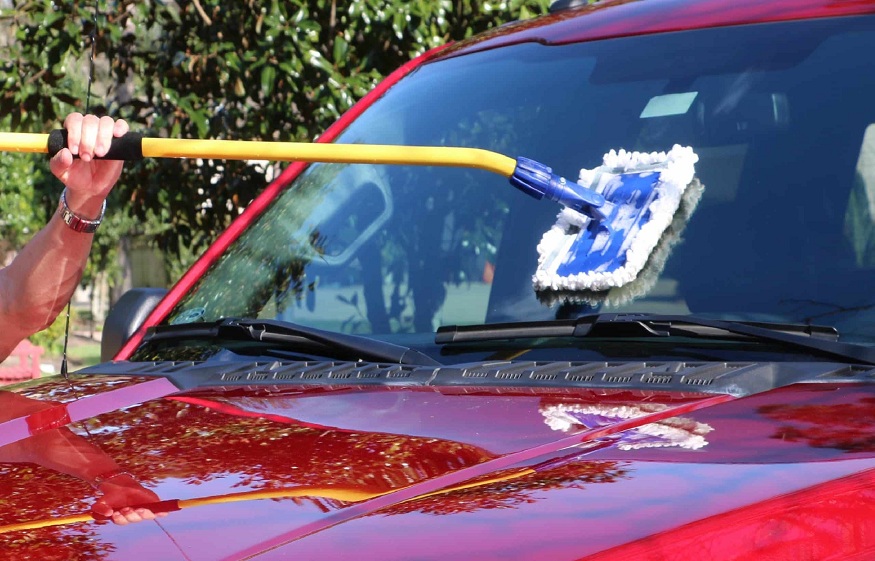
(76, 359), (875, 397)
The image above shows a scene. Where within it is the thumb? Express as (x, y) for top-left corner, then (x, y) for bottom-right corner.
(49, 148), (74, 183)
(91, 499), (114, 520)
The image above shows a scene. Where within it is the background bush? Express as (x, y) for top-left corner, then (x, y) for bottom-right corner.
(0, 0), (552, 300)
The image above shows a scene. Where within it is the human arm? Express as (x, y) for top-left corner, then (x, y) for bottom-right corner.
(0, 114), (128, 360)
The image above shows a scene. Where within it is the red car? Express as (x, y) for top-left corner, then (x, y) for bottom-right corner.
(5, 0), (875, 558)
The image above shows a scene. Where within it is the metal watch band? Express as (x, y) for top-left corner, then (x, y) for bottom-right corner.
(90, 469), (135, 489)
(57, 188), (105, 234)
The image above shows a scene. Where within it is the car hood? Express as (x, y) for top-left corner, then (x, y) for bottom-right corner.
(2, 373), (875, 560)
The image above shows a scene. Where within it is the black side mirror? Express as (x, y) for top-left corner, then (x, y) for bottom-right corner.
(101, 288), (168, 362)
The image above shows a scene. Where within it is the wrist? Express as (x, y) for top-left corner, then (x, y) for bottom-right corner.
(90, 468), (136, 490)
(58, 188), (105, 234)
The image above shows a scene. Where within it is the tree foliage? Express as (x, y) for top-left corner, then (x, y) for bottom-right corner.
(0, 0), (552, 288)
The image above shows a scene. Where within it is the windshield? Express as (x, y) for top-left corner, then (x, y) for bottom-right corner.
(162, 16), (875, 359)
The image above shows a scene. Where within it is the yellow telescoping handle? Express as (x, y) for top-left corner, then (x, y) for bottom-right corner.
(0, 130), (604, 214)
(0, 130), (519, 178)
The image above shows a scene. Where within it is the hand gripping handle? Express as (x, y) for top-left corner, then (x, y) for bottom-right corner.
(90, 499), (182, 521)
(47, 129), (145, 161)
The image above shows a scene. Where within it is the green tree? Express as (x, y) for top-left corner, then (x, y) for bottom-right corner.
(0, 0), (552, 291)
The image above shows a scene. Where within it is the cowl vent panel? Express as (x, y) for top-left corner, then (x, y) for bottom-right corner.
(77, 359), (875, 397)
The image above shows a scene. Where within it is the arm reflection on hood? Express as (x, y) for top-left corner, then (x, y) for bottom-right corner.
(0, 391), (166, 525)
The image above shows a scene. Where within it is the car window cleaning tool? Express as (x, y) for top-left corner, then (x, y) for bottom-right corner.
(534, 145), (700, 297)
(0, 131), (698, 293)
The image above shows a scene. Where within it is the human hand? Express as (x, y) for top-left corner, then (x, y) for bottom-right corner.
(49, 113), (129, 219)
(91, 474), (169, 526)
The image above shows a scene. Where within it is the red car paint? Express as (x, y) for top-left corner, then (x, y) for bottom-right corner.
(442, 0), (875, 55)
(1, 380), (874, 559)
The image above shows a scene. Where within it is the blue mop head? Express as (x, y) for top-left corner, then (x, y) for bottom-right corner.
(535, 177), (704, 307)
(531, 145), (699, 293)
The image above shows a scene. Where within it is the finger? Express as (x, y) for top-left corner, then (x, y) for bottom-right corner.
(63, 112), (84, 156)
(111, 512), (131, 526)
(136, 508), (157, 521)
(78, 114), (101, 162)
(93, 116), (117, 158)
(120, 508), (144, 524)
(113, 118), (129, 138)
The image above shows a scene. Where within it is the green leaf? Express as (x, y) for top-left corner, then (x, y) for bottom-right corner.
(333, 36), (348, 64)
(261, 65), (277, 97)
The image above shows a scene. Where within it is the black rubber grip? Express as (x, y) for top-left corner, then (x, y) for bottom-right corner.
(47, 129), (145, 160)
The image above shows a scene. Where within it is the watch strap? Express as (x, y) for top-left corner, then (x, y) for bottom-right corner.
(57, 188), (105, 234)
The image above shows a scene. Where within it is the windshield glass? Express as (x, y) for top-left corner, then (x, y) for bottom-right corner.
(162, 16), (875, 358)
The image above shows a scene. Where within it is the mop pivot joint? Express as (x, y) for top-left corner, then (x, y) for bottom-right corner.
(510, 157), (607, 219)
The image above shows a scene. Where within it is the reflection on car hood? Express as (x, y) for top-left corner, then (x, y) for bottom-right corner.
(1, 373), (875, 559)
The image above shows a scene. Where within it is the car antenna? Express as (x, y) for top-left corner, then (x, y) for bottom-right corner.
(59, 5), (100, 381)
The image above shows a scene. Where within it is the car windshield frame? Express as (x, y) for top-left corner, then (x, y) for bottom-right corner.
(158, 15), (875, 364)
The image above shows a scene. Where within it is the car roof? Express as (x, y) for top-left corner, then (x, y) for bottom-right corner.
(440, 0), (875, 58)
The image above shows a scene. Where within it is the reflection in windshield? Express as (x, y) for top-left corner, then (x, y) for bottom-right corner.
(165, 16), (875, 359)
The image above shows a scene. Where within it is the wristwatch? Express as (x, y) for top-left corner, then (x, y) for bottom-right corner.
(58, 188), (105, 234)
(90, 468), (135, 489)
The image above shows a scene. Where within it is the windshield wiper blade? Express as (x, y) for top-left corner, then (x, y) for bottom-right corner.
(148, 318), (441, 366)
(436, 313), (875, 365)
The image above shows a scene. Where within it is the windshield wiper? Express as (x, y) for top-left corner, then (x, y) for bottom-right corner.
(436, 313), (875, 365)
(146, 318), (441, 366)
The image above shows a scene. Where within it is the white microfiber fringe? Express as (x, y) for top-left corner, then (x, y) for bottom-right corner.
(535, 179), (704, 308)
(533, 145), (699, 292)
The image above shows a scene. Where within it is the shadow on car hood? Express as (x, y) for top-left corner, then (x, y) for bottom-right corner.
(1, 375), (875, 559)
